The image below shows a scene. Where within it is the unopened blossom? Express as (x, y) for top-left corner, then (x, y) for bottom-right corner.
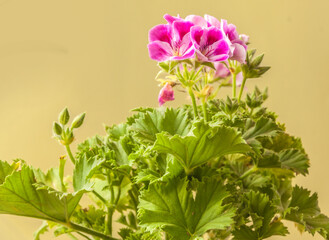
(148, 20), (195, 61)
(214, 62), (230, 78)
(158, 83), (175, 106)
(190, 26), (230, 62)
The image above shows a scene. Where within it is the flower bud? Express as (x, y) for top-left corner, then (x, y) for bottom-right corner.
(53, 122), (63, 136)
(59, 107), (70, 125)
(71, 112), (86, 129)
(158, 83), (175, 106)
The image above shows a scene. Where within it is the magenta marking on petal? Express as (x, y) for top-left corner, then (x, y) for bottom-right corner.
(190, 26), (203, 49)
(149, 24), (172, 44)
(206, 27), (224, 46)
(172, 20), (194, 42)
(148, 41), (173, 62)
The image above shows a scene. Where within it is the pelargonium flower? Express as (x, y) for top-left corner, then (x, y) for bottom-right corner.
(205, 15), (248, 64)
(148, 20), (195, 62)
(190, 26), (230, 62)
(158, 82), (175, 106)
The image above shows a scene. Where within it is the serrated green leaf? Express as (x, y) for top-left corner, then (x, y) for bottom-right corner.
(240, 191), (288, 239)
(131, 108), (191, 143)
(285, 186), (329, 237)
(279, 149), (310, 175)
(153, 121), (250, 172)
(0, 165), (83, 222)
(0, 160), (14, 184)
(138, 177), (235, 240)
(73, 154), (107, 192)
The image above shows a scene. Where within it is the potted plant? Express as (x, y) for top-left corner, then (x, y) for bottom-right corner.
(0, 14), (328, 240)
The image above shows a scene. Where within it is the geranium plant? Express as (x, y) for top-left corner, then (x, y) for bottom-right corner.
(0, 14), (328, 240)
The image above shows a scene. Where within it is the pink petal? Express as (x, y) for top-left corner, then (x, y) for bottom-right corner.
(204, 14), (221, 28)
(190, 26), (204, 49)
(163, 14), (182, 24)
(207, 40), (230, 62)
(158, 83), (175, 106)
(239, 34), (249, 44)
(214, 62), (230, 78)
(149, 24), (172, 44)
(206, 27), (224, 46)
(185, 15), (207, 27)
(148, 41), (173, 62)
(229, 43), (247, 63)
(172, 20), (194, 42)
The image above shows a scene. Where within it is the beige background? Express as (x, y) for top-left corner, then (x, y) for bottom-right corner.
(0, 0), (328, 239)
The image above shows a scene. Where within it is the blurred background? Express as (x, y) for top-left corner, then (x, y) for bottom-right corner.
(0, 0), (328, 239)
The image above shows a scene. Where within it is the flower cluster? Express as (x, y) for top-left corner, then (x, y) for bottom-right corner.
(148, 14), (250, 107)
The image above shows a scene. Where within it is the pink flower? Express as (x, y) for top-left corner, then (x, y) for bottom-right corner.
(221, 19), (248, 64)
(148, 20), (195, 62)
(190, 26), (230, 62)
(205, 15), (248, 64)
(158, 83), (175, 106)
(214, 62), (230, 78)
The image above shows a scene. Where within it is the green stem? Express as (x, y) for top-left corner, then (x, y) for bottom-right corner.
(201, 98), (208, 122)
(238, 76), (247, 102)
(65, 145), (75, 164)
(188, 86), (198, 119)
(67, 222), (118, 240)
(240, 165), (258, 179)
(92, 190), (107, 205)
(232, 72), (237, 98)
(106, 207), (114, 236)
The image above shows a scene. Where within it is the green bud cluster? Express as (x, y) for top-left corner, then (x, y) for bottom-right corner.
(53, 107), (86, 146)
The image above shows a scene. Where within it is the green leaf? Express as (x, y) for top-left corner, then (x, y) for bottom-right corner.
(235, 191), (288, 239)
(73, 154), (107, 192)
(243, 117), (280, 140)
(243, 117), (280, 152)
(279, 149), (310, 175)
(153, 121), (250, 171)
(0, 165), (83, 222)
(0, 160), (14, 184)
(233, 225), (258, 240)
(285, 186), (329, 237)
(131, 108), (191, 143)
(138, 177), (235, 240)
(105, 123), (128, 140)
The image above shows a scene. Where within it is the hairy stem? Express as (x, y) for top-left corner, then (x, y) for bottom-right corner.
(65, 145), (75, 165)
(238, 76), (247, 102)
(201, 97), (208, 122)
(188, 86), (199, 119)
(232, 72), (237, 98)
(67, 222), (118, 240)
